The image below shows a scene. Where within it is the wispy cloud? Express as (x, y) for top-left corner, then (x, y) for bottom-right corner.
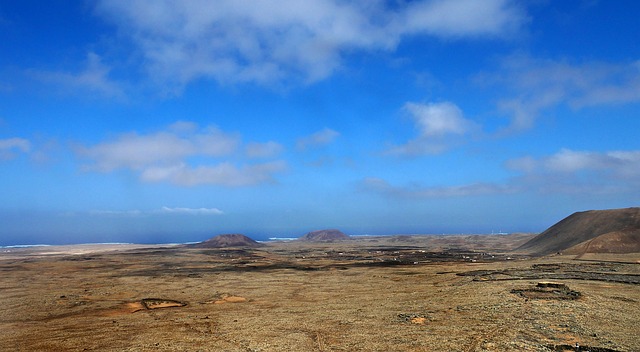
(29, 52), (124, 99)
(90, 206), (224, 216)
(365, 148), (640, 199)
(387, 101), (478, 155)
(506, 149), (640, 178)
(402, 0), (526, 38)
(361, 177), (514, 199)
(77, 125), (239, 171)
(296, 128), (340, 151)
(77, 122), (285, 186)
(245, 141), (284, 158)
(94, 0), (526, 90)
(159, 206), (224, 215)
(89, 209), (143, 217)
(140, 160), (287, 186)
(0, 137), (30, 160)
(482, 55), (640, 133)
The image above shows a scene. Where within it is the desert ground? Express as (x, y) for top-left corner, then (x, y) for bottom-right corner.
(1, 234), (638, 351)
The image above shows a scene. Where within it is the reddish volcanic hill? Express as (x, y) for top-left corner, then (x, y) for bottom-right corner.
(516, 207), (640, 256)
(190, 234), (264, 248)
(299, 229), (349, 242)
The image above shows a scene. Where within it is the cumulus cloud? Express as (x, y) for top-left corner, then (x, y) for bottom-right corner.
(94, 0), (526, 89)
(387, 101), (477, 155)
(77, 122), (285, 186)
(362, 177), (514, 199)
(484, 55), (640, 133)
(0, 137), (30, 160)
(296, 128), (340, 150)
(406, 101), (474, 136)
(29, 52), (124, 99)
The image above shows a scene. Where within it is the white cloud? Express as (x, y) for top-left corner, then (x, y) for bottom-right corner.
(30, 52), (124, 99)
(78, 126), (239, 171)
(79, 132), (197, 171)
(508, 149), (640, 177)
(403, 0), (525, 38)
(506, 148), (640, 194)
(140, 160), (287, 186)
(387, 101), (477, 156)
(245, 141), (284, 158)
(405, 102), (473, 136)
(366, 148), (640, 199)
(78, 122), (285, 186)
(296, 128), (340, 150)
(0, 137), (30, 160)
(159, 206), (223, 215)
(485, 55), (640, 133)
(94, 0), (526, 89)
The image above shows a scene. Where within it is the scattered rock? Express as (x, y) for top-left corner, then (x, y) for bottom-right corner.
(397, 313), (430, 324)
(544, 344), (621, 352)
(141, 298), (187, 309)
(511, 282), (580, 300)
(536, 281), (568, 289)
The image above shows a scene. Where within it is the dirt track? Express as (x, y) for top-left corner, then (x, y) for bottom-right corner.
(1, 236), (638, 351)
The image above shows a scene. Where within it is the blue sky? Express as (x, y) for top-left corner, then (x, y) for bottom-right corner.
(1, 1), (639, 245)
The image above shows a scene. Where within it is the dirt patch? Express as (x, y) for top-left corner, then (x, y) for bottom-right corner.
(397, 313), (431, 325)
(204, 292), (248, 304)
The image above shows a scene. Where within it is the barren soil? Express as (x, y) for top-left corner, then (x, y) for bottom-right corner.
(1, 235), (638, 351)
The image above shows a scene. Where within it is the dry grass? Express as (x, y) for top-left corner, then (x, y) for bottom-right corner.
(0, 236), (638, 351)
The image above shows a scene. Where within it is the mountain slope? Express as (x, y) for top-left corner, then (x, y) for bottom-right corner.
(190, 234), (264, 248)
(299, 229), (349, 242)
(564, 229), (640, 255)
(516, 207), (640, 255)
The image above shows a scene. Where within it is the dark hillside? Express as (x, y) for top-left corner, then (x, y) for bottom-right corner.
(189, 234), (264, 248)
(299, 229), (349, 242)
(516, 207), (640, 255)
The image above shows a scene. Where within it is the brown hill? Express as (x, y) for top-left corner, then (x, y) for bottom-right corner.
(516, 207), (640, 256)
(190, 234), (264, 248)
(299, 229), (349, 242)
(564, 229), (640, 255)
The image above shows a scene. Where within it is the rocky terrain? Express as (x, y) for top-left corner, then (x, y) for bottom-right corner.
(0, 233), (638, 351)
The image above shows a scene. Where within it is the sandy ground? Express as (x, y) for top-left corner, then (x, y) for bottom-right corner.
(0, 235), (638, 351)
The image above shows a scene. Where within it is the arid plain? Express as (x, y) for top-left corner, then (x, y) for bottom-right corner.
(1, 234), (639, 352)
